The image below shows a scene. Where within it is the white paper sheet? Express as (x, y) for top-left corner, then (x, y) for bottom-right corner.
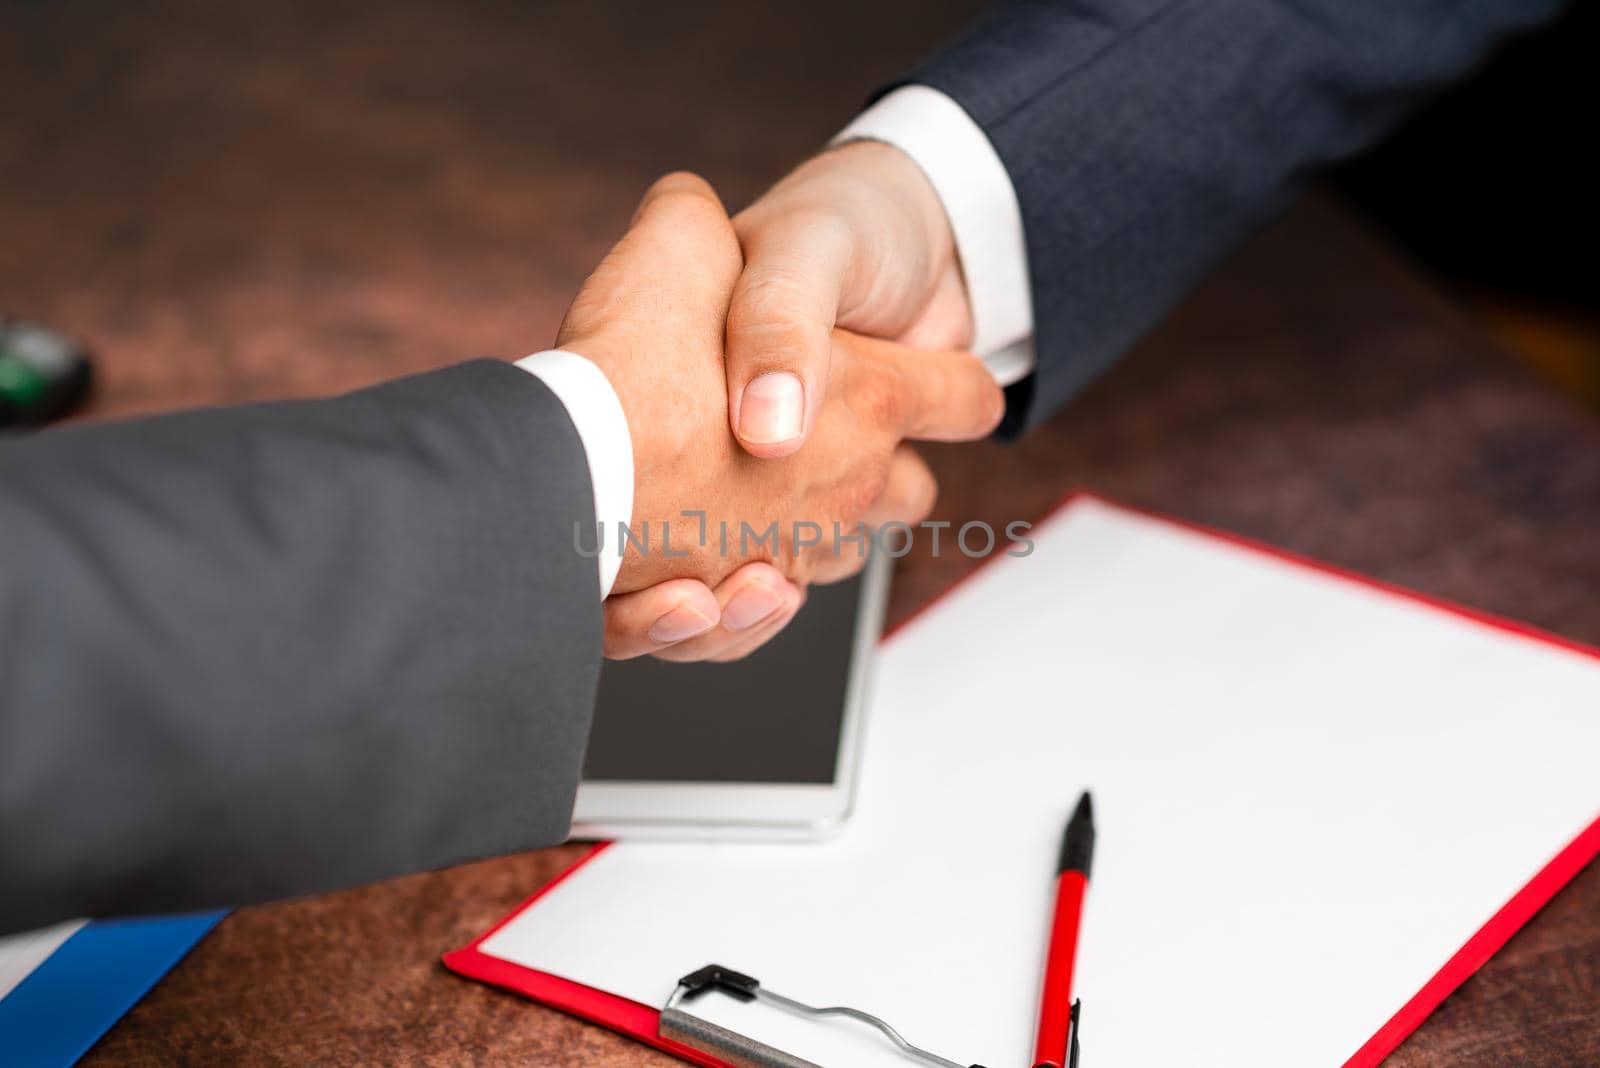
(0, 920), (85, 1001)
(481, 498), (1600, 1067)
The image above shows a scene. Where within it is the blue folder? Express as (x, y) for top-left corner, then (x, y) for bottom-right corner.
(0, 912), (226, 1068)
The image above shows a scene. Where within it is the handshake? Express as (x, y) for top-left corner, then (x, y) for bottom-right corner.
(561, 144), (1007, 662)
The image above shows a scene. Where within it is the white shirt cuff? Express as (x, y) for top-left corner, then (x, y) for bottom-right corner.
(833, 84), (1036, 386)
(514, 350), (633, 597)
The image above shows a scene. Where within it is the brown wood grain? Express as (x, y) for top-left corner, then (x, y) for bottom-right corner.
(2, 1), (1595, 1064)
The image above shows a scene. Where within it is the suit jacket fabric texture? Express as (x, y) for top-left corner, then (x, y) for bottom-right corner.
(899, 0), (1567, 434)
(0, 359), (600, 932)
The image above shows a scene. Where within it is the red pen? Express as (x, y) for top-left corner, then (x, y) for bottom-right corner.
(1033, 791), (1094, 1068)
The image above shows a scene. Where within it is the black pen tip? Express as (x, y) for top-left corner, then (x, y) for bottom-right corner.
(1058, 791), (1096, 877)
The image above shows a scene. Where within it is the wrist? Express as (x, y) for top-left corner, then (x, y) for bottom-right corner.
(547, 332), (652, 524)
(513, 348), (635, 597)
(551, 330), (719, 592)
(832, 85), (1032, 361)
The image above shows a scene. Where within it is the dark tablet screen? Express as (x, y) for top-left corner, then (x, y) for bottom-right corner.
(583, 576), (864, 784)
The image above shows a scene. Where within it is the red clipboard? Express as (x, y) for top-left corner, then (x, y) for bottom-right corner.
(444, 492), (1600, 1068)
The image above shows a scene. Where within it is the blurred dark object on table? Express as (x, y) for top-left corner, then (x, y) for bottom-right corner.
(0, 320), (94, 429)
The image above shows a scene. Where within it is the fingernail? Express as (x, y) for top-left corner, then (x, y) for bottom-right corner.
(739, 372), (804, 444)
(648, 603), (717, 644)
(721, 583), (784, 631)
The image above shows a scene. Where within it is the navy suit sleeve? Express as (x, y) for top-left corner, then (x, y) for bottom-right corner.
(897, 0), (1566, 433)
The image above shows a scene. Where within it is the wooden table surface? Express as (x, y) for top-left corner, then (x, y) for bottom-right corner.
(3, 2), (1596, 1064)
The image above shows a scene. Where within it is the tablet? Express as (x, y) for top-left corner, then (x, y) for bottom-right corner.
(571, 553), (889, 839)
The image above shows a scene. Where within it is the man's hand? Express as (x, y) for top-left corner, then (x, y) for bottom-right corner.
(725, 141), (972, 457)
(557, 172), (1001, 659)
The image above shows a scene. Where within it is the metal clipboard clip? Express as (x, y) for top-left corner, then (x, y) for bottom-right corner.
(658, 963), (1083, 1068)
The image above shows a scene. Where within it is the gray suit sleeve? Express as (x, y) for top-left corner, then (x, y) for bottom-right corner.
(0, 359), (602, 932)
(897, 0), (1567, 433)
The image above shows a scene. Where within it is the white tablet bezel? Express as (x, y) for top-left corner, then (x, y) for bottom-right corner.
(571, 552), (891, 841)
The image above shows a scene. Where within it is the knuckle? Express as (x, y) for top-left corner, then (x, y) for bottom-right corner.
(732, 272), (819, 330)
(639, 172), (729, 231)
(648, 193), (721, 237)
(729, 305), (828, 371)
(842, 463), (892, 521)
(647, 170), (715, 203)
